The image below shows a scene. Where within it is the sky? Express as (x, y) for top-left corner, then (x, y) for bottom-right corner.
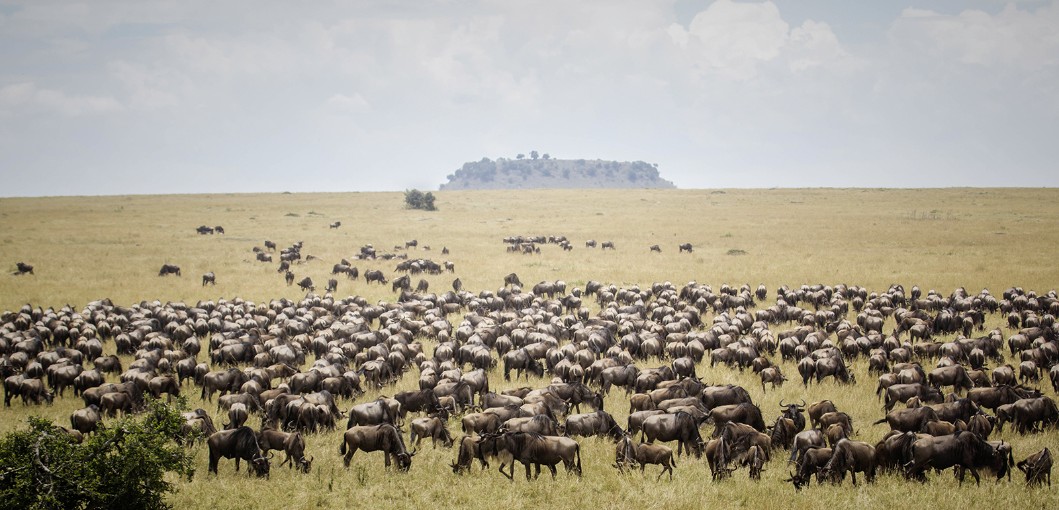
(1, 0), (1057, 196)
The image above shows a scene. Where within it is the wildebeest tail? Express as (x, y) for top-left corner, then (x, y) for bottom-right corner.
(575, 443), (583, 476)
(339, 436), (347, 455)
(872, 417), (887, 425)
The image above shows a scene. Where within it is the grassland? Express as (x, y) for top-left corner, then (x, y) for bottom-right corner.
(0, 188), (1057, 510)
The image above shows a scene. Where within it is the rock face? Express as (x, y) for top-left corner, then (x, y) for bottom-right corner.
(440, 157), (676, 190)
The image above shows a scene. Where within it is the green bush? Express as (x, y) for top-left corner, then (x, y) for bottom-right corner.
(404, 189), (437, 211)
(0, 398), (196, 510)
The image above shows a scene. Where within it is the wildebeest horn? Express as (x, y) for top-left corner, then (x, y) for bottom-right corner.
(779, 399), (787, 408)
(267, 452), (275, 459)
(798, 399), (806, 408)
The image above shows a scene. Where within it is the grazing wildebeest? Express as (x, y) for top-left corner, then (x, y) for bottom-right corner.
(158, 264), (181, 276)
(202, 272), (216, 286)
(786, 446), (833, 490)
(678, 243), (693, 253)
(273, 432), (312, 473)
(820, 439), (877, 485)
(207, 426), (271, 477)
(297, 277), (314, 291)
(14, 262), (33, 275)
(1017, 447), (1052, 486)
(340, 423), (416, 471)
(410, 415), (454, 449)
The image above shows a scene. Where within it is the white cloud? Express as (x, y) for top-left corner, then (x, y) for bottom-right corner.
(668, 0), (847, 80)
(326, 93), (370, 114)
(890, 3), (1059, 70)
(0, 82), (122, 116)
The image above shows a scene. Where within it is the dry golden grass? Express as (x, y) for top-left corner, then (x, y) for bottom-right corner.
(1, 188), (1058, 509)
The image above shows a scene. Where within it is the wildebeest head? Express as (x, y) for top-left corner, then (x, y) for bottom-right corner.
(250, 452), (272, 478)
(394, 448), (417, 472)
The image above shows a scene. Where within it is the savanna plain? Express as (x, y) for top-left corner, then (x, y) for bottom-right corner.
(0, 188), (1057, 509)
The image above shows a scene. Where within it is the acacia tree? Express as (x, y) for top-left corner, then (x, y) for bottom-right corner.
(0, 398), (195, 510)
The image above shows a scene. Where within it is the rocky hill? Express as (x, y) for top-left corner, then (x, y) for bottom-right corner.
(439, 156), (675, 190)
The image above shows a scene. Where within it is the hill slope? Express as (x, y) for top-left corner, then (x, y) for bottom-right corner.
(440, 157), (676, 190)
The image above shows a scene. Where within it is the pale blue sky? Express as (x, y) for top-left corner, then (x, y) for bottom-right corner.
(1, 0), (1056, 196)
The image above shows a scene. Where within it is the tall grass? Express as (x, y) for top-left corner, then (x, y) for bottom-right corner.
(1, 188), (1058, 509)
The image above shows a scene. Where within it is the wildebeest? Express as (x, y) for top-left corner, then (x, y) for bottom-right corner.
(14, 262), (33, 275)
(704, 436), (734, 480)
(874, 406), (939, 433)
(904, 431), (996, 485)
(330, 221), (341, 229)
(503, 272), (523, 287)
(70, 405), (102, 435)
(649, 244), (661, 253)
(927, 365), (974, 394)
(410, 415), (454, 449)
(678, 243), (693, 253)
(158, 264), (181, 276)
(741, 444), (766, 480)
(760, 366), (786, 392)
(341, 423), (416, 471)
(601, 241), (615, 250)
(1017, 447), (1052, 486)
(364, 269), (387, 284)
(883, 383), (943, 411)
(451, 434), (490, 474)
(1009, 396), (1059, 434)
(967, 384), (1038, 411)
(641, 411), (703, 458)
(821, 439), (876, 485)
(258, 426), (311, 473)
(487, 431), (582, 480)
(346, 398), (400, 429)
(503, 349), (544, 381)
(787, 446), (833, 490)
(564, 410), (623, 440)
(615, 434), (676, 481)
(207, 426), (271, 477)
(297, 277), (314, 292)
(201, 272), (216, 286)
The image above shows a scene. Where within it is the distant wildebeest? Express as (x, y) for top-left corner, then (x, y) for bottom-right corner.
(649, 245), (661, 253)
(330, 221), (341, 229)
(158, 264), (181, 276)
(285, 271), (295, 286)
(202, 272), (216, 286)
(14, 262), (33, 275)
(601, 241), (615, 250)
(325, 278), (338, 292)
(364, 269), (387, 284)
(678, 243), (692, 253)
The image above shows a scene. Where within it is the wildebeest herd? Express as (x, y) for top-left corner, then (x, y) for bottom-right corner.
(0, 275), (1055, 489)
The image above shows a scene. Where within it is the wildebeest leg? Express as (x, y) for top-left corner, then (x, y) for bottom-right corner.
(498, 462), (513, 480)
(548, 464), (557, 480)
(850, 470), (856, 486)
(343, 449), (354, 468)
